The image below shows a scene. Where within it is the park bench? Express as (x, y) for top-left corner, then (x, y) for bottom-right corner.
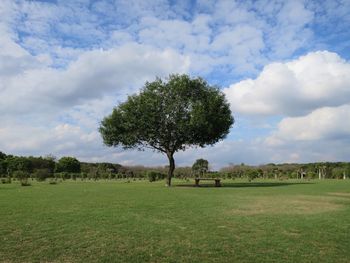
(195, 178), (221, 187)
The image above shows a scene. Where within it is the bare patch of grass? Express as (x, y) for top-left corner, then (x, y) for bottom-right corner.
(328, 192), (350, 198)
(228, 195), (347, 215)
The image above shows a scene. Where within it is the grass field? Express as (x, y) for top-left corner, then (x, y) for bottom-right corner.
(0, 179), (350, 262)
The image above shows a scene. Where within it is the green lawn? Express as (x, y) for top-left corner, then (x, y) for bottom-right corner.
(1, 179), (350, 262)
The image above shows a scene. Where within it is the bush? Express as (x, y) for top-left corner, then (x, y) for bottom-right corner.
(49, 178), (58, 185)
(55, 172), (70, 180)
(34, 168), (51, 181)
(13, 171), (29, 180)
(246, 170), (259, 182)
(20, 178), (31, 186)
(147, 171), (166, 182)
(1, 178), (11, 184)
(80, 172), (87, 180)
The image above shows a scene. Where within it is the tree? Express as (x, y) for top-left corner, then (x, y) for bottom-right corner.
(192, 159), (209, 177)
(6, 156), (33, 174)
(56, 157), (81, 173)
(0, 151), (6, 160)
(99, 74), (234, 186)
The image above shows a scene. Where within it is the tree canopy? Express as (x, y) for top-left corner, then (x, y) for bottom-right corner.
(99, 74), (234, 186)
(56, 157), (81, 174)
(192, 159), (209, 177)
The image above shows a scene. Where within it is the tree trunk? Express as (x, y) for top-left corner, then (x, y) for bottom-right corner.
(166, 153), (175, 187)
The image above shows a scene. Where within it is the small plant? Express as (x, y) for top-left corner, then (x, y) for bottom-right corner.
(20, 178), (31, 186)
(1, 177), (11, 184)
(49, 178), (58, 185)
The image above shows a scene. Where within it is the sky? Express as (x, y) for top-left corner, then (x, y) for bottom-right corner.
(1, 0), (350, 169)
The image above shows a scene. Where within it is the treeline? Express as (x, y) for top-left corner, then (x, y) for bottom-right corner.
(0, 151), (160, 182)
(0, 151), (183, 184)
(1, 151), (349, 185)
(219, 162), (350, 180)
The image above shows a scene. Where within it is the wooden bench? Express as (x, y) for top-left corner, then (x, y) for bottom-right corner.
(195, 178), (221, 187)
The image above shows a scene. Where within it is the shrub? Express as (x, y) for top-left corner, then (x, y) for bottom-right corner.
(49, 178), (58, 185)
(247, 170), (259, 182)
(56, 172), (70, 180)
(147, 171), (166, 182)
(20, 178), (31, 186)
(34, 168), (51, 181)
(13, 171), (29, 180)
(80, 172), (87, 180)
(1, 178), (11, 184)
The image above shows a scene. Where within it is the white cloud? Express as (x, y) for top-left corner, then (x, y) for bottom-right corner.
(0, 21), (190, 162)
(266, 104), (350, 143)
(0, 42), (190, 117)
(223, 50), (350, 165)
(1, 0), (350, 167)
(224, 51), (350, 116)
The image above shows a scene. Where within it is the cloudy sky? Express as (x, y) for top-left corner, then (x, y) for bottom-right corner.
(1, 0), (350, 168)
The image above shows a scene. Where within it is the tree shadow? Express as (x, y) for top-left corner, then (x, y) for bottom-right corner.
(175, 181), (314, 188)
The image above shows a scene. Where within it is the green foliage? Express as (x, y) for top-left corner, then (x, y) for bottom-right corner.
(206, 172), (221, 178)
(13, 170), (29, 180)
(1, 178), (11, 184)
(100, 74), (234, 186)
(246, 170), (259, 182)
(48, 178), (58, 185)
(192, 159), (209, 177)
(331, 167), (345, 179)
(147, 171), (166, 182)
(0, 159), (7, 176)
(56, 157), (81, 173)
(0, 151), (6, 160)
(12, 171), (31, 186)
(20, 178), (31, 186)
(28, 156), (55, 174)
(55, 172), (71, 180)
(34, 168), (52, 181)
(7, 157), (33, 174)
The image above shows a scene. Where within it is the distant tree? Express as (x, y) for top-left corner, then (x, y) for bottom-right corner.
(6, 156), (32, 174)
(0, 160), (6, 176)
(56, 157), (81, 173)
(192, 159), (209, 177)
(0, 151), (6, 160)
(29, 156), (55, 174)
(99, 74), (234, 186)
(247, 169), (259, 182)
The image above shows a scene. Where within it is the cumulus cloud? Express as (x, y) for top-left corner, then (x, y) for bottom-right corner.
(266, 105), (350, 144)
(0, 14), (190, 161)
(0, 42), (190, 117)
(223, 50), (350, 165)
(224, 51), (350, 116)
(1, 0), (350, 167)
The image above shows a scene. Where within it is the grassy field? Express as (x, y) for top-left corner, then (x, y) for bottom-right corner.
(0, 179), (350, 262)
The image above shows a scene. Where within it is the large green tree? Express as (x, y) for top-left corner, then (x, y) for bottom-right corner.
(99, 74), (234, 186)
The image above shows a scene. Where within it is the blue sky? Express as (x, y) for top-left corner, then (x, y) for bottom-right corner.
(1, 0), (350, 168)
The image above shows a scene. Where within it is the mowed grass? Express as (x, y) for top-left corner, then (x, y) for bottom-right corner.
(1, 179), (350, 262)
